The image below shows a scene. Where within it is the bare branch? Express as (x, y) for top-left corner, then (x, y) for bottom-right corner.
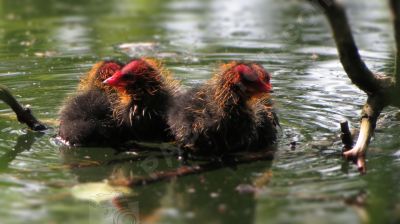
(0, 85), (47, 131)
(389, 0), (400, 85)
(308, 0), (382, 94)
(306, 0), (398, 173)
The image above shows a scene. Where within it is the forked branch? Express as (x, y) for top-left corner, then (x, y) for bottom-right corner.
(342, 95), (386, 173)
(308, 0), (396, 173)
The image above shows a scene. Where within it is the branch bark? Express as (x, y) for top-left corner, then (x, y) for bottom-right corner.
(308, 0), (383, 94)
(0, 85), (47, 131)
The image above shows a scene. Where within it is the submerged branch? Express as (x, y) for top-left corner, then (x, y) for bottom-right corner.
(0, 132), (42, 171)
(0, 85), (47, 131)
(110, 151), (275, 188)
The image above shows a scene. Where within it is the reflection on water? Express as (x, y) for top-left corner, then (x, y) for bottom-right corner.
(0, 0), (400, 223)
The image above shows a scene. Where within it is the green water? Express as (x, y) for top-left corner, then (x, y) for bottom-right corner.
(0, 0), (399, 223)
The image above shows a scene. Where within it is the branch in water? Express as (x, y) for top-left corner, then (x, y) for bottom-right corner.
(307, 0), (397, 173)
(340, 120), (353, 150)
(109, 151), (275, 187)
(342, 95), (385, 174)
(0, 85), (47, 131)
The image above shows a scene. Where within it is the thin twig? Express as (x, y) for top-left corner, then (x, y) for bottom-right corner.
(340, 120), (353, 150)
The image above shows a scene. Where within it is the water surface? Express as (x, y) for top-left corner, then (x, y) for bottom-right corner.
(0, 0), (399, 223)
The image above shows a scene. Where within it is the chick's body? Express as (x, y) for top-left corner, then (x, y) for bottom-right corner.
(168, 62), (278, 155)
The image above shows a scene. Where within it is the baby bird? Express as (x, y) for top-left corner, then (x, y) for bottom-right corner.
(167, 62), (278, 155)
(58, 60), (124, 146)
(104, 58), (180, 142)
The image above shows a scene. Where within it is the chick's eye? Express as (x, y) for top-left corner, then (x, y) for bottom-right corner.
(262, 73), (270, 83)
(242, 72), (258, 83)
(120, 74), (131, 80)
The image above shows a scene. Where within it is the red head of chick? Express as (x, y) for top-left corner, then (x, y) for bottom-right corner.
(79, 60), (124, 93)
(104, 58), (180, 142)
(221, 62), (272, 94)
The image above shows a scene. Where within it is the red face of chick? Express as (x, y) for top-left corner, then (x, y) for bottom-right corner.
(231, 64), (272, 95)
(103, 59), (153, 88)
(97, 61), (123, 82)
